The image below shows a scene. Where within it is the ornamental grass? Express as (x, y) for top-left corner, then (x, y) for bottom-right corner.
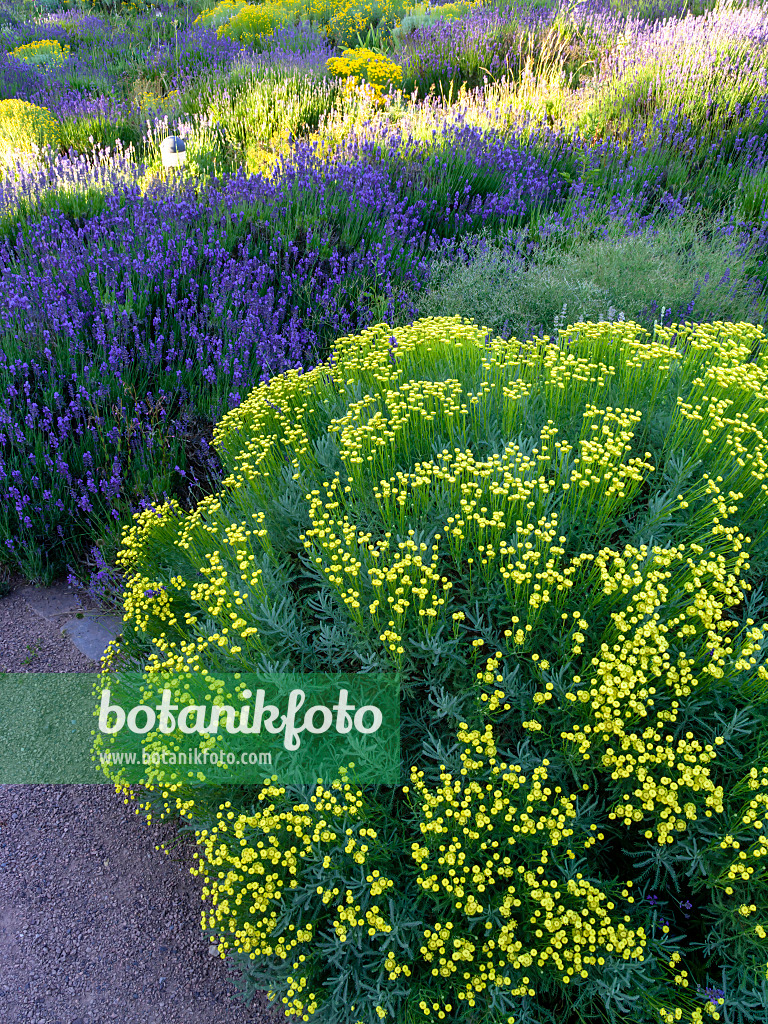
(103, 316), (768, 1024)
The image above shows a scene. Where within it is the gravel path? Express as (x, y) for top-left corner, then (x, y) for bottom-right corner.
(0, 578), (280, 1024)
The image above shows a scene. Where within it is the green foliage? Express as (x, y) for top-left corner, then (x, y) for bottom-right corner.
(0, 178), (107, 244)
(607, 0), (717, 21)
(738, 168), (768, 224)
(109, 316), (768, 1024)
(417, 205), (768, 342)
(55, 112), (144, 158)
(392, 0), (478, 47)
(202, 63), (343, 156)
(304, 0), (409, 49)
(76, 0), (163, 15)
(143, 113), (233, 179)
(193, 0), (248, 29)
(573, 22), (768, 150)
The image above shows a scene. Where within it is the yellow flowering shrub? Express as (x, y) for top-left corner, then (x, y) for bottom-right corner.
(326, 47), (403, 93)
(8, 38), (70, 68)
(431, 1), (476, 18)
(193, 0), (249, 30)
(0, 99), (61, 167)
(219, 1), (296, 44)
(104, 318), (768, 1023)
(304, 0), (404, 47)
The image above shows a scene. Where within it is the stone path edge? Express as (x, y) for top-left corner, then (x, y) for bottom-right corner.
(17, 584), (123, 665)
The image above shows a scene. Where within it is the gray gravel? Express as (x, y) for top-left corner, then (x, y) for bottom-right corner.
(0, 577), (281, 1024)
(0, 580), (96, 675)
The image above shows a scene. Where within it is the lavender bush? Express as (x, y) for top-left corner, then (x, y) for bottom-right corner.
(398, 2), (557, 95)
(0, 123), (561, 579)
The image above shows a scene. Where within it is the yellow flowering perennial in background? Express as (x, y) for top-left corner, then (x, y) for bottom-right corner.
(193, 0), (249, 29)
(219, 1), (296, 44)
(312, 0), (403, 45)
(8, 38), (70, 67)
(327, 47), (404, 93)
(0, 99), (60, 168)
(423, 0), (476, 18)
(103, 317), (768, 1024)
(194, 0), (408, 46)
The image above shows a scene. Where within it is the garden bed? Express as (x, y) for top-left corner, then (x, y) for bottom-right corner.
(1, 0), (768, 1019)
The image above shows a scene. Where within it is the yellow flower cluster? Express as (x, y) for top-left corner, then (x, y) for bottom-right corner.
(312, 0), (400, 45)
(103, 317), (768, 1021)
(8, 38), (70, 68)
(185, 718), (643, 1020)
(0, 99), (60, 167)
(186, 769), (395, 1017)
(406, 721), (644, 1011)
(424, 0), (474, 18)
(509, 505), (768, 846)
(296, 395), (653, 665)
(195, 0), (405, 47)
(657, 1009), (720, 1023)
(219, 2), (293, 44)
(326, 47), (403, 92)
(135, 83), (179, 113)
(332, 890), (392, 941)
(193, 0), (248, 29)
(108, 497), (270, 678)
(717, 767), (768, 907)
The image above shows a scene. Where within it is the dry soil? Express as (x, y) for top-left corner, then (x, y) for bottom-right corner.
(0, 577), (279, 1024)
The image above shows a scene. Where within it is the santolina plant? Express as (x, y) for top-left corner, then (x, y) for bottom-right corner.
(0, 98), (61, 168)
(326, 46), (404, 93)
(7, 38), (71, 68)
(104, 317), (768, 1024)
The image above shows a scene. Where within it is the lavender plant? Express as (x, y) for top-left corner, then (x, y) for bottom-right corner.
(397, 2), (556, 95)
(0, 123), (560, 579)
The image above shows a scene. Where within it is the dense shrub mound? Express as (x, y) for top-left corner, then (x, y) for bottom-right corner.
(106, 317), (768, 1024)
(0, 98), (61, 167)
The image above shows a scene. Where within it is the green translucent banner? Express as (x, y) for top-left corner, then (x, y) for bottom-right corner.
(0, 673), (105, 783)
(0, 671), (400, 786)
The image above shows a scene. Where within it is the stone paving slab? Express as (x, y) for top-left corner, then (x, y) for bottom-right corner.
(61, 614), (123, 664)
(13, 582), (123, 665)
(16, 584), (85, 624)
